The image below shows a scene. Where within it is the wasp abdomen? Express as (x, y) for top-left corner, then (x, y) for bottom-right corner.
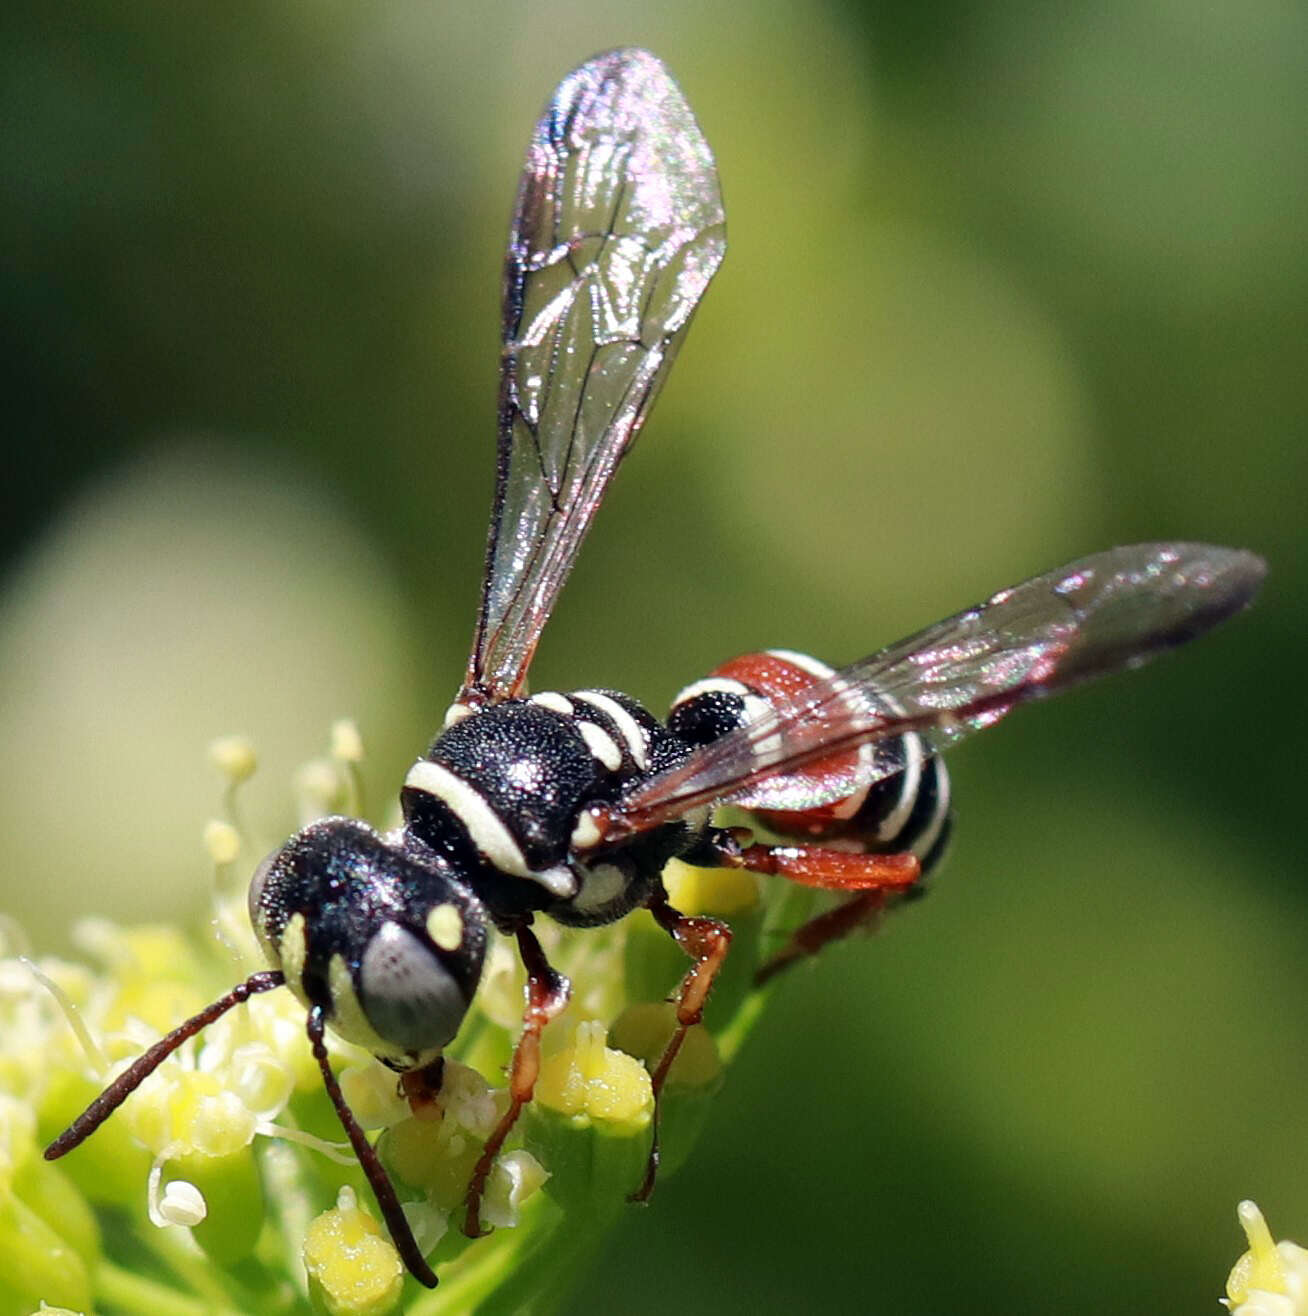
(669, 649), (953, 872)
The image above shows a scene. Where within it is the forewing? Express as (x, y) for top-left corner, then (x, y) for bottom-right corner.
(613, 543), (1265, 832)
(464, 49), (726, 702)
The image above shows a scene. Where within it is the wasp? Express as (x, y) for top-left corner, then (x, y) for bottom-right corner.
(45, 49), (1265, 1288)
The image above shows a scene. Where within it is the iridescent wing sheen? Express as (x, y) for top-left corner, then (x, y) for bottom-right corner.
(462, 49), (726, 704)
(611, 543), (1265, 833)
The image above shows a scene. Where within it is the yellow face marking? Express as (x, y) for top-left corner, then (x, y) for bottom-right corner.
(426, 902), (463, 952)
(327, 952), (403, 1061)
(278, 913), (310, 1006)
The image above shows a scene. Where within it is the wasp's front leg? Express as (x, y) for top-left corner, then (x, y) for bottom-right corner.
(463, 920), (570, 1238)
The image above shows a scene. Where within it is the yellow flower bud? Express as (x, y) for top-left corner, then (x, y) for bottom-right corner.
(208, 734), (258, 784)
(305, 1186), (405, 1316)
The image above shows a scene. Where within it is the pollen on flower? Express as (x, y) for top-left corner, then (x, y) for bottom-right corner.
(242, 987), (323, 1090)
(1225, 1200), (1308, 1314)
(340, 1058), (410, 1130)
(217, 1040), (297, 1120)
(437, 1058), (500, 1137)
(304, 1185), (405, 1316)
(380, 1061), (500, 1210)
(536, 1019), (653, 1128)
(126, 1069), (257, 1158)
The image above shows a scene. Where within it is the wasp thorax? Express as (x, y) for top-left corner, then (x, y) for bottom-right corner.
(248, 817), (488, 1064)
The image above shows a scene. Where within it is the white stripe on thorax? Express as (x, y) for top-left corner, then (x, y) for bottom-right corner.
(576, 720), (623, 771)
(529, 691), (575, 715)
(572, 691), (650, 769)
(404, 759), (530, 877)
(404, 760), (578, 898)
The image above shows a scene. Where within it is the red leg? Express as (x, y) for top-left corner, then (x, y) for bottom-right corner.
(463, 922), (570, 1238)
(630, 891), (733, 1204)
(399, 1055), (446, 1120)
(728, 842), (919, 891)
(754, 888), (896, 986)
(719, 840), (921, 986)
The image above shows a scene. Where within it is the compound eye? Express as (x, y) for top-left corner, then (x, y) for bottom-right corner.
(358, 921), (471, 1052)
(246, 847), (282, 959)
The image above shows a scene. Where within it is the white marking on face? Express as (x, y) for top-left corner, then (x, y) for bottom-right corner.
(426, 902), (463, 952)
(529, 691), (575, 716)
(327, 950), (396, 1058)
(573, 691), (649, 769)
(577, 720), (623, 772)
(404, 760), (530, 877)
(278, 912), (309, 988)
(571, 862), (627, 914)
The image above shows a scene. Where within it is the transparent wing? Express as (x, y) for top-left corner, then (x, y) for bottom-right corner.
(610, 543), (1265, 835)
(462, 49), (726, 703)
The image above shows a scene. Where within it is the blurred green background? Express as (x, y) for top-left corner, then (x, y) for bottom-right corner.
(1, 1), (1303, 1311)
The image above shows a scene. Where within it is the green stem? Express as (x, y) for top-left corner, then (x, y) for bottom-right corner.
(406, 1197), (583, 1315)
(144, 1226), (280, 1314)
(95, 1258), (247, 1316)
(716, 983), (772, 1064)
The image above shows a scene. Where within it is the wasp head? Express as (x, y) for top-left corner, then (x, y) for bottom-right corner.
(248, 817), (487, 1068)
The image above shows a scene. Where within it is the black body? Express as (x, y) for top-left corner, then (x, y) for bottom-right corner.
(43, 49), (1265, 1294)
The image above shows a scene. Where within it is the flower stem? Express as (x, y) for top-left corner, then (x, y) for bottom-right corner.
(95, 1258), (248, 1316)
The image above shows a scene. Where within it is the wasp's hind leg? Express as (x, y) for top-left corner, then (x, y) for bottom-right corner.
(711, 833), (923, 985)
(629, 885), (733, 1204)
(753, 887), (900, 986)
(463, 920), (570, 1238)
